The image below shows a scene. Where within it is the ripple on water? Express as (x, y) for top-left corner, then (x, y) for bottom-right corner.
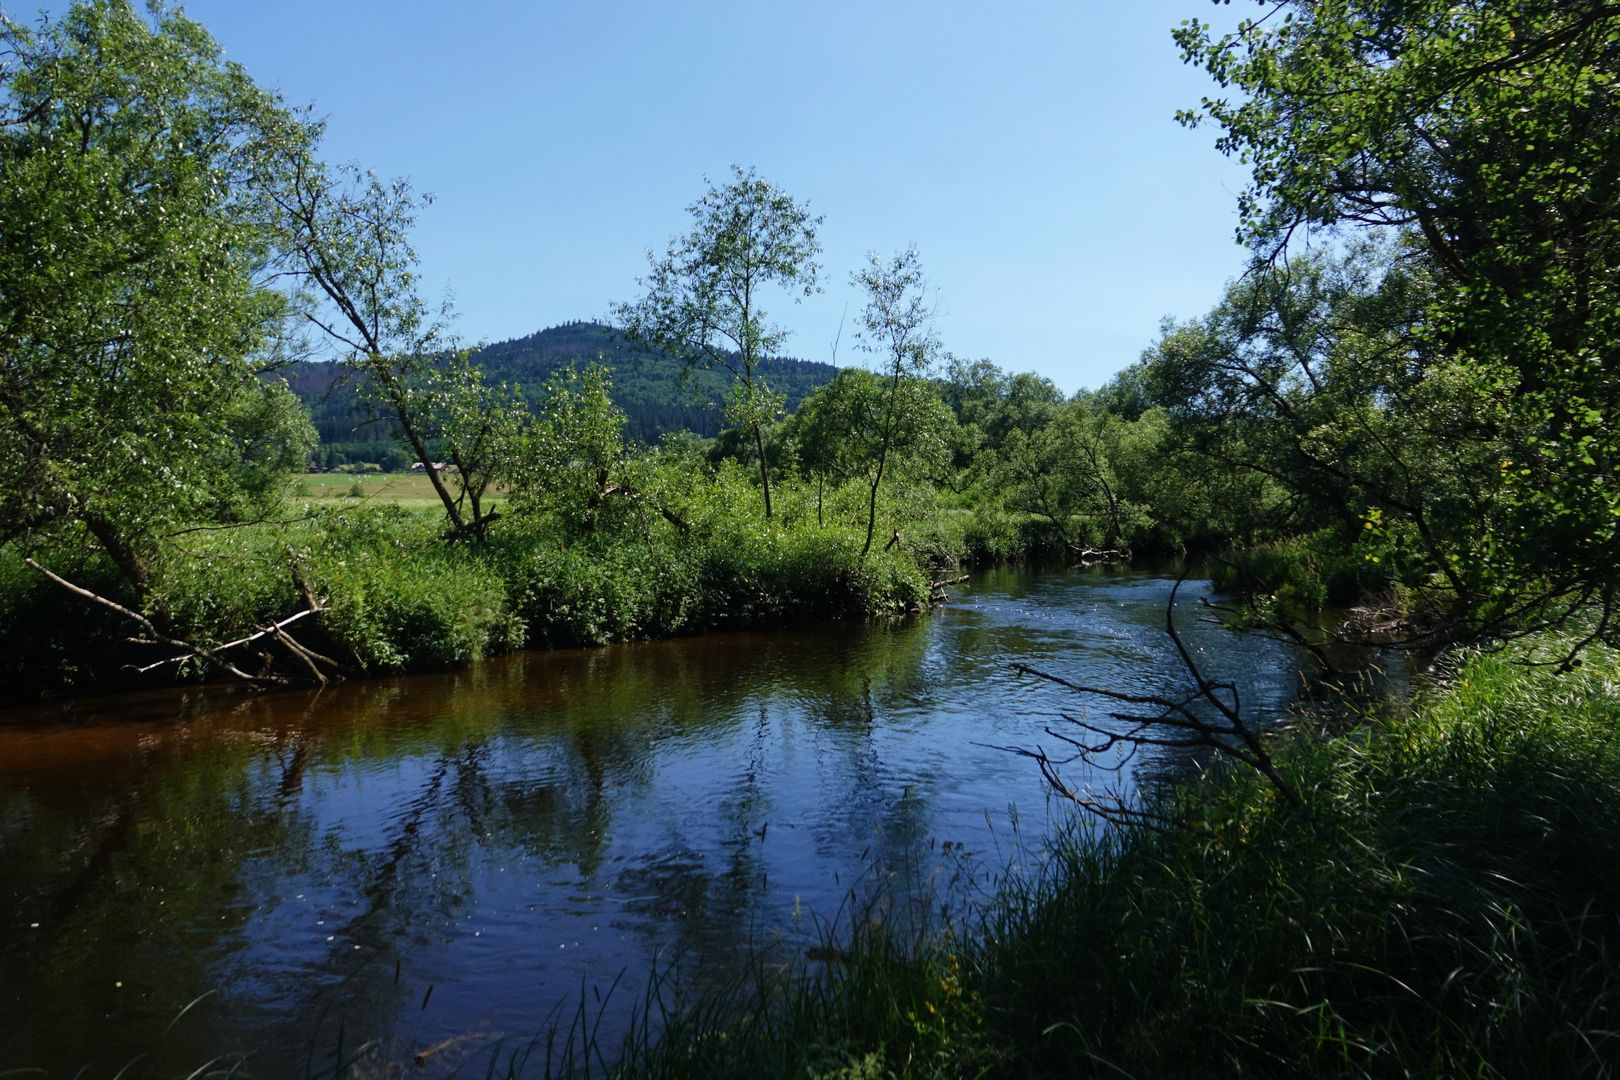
(0, 565), (1364, 1075)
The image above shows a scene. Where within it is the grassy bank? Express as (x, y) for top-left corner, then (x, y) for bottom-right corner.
(0, 470), (962, 699)
(1, 444), (1131, 699)
(568, 637), (1620, 1079)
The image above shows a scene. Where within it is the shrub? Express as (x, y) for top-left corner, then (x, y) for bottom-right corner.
(302, 508), (523, 670)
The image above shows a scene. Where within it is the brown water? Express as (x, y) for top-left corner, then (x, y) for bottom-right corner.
(0, 565), (1328, 1077)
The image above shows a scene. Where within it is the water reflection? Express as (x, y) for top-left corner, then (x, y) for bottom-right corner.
(0, 566), (1332, 1076)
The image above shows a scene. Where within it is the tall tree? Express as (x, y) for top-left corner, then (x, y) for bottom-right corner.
(1178, 0), (1620, 642)
(998, 400), (1158, 554)
(0, 0), (313, 597)
(615, 166), (822, 520)
(268, 156), (505, 539)
(851, 247), (942, 557)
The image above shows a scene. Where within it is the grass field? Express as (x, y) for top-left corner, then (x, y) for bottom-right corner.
(288, 471), (452, 508)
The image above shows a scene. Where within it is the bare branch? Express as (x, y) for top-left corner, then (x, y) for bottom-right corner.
(1004, 573), (1317, 826)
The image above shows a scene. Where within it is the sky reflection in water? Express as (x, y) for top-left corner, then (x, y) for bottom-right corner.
(0, 565), (1315, 1076)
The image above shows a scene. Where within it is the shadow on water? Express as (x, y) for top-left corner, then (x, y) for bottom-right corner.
(0, 564), (1394, 1076)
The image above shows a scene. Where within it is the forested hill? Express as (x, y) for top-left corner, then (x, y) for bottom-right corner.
(475, 322), (838, 439)
(285, 321), (839, 466)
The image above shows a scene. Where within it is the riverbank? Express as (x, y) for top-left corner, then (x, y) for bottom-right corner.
(2, 566), (1297, 1075)
(0, 472), (1096, 701)
(581, 634), (1620, 1078)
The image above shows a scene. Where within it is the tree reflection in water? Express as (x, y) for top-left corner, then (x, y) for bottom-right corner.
(0, 566), (1342, 1076)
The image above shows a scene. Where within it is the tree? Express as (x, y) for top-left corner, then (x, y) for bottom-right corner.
(1178, 0), (1620, 644)
(851, 247), (944, 556)
(508, 363), (630, 533)
(998, 399), (1159, 554)
(269, 155), (506, 539)
(785, 368), (953, 544)
(615, 166), (822, 520)
(783, 375), (865, 527)
(0, 0), (313, 598)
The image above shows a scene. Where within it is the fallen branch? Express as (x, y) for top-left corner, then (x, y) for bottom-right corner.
(27, 558), (269, 684)
(26, 558), (338, 687)
(130, 608), (321, 673)
(1070, 545), (1131, 564)
(1005, 575), (1317, 826)
(978, 738), (1205, 835)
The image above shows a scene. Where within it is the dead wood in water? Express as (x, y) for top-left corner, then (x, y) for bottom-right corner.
(1070, 545), (1131, 565)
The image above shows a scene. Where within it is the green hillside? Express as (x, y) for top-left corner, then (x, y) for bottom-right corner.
(286, 321), (838, 468)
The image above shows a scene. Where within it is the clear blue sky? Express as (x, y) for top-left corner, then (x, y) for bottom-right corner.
(23, 0), (1254, 392)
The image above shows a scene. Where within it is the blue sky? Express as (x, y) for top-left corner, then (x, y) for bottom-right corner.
(25, 0), (1254, 391)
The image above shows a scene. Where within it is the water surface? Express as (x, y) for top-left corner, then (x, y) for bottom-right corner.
(0, 565), (1319, 1076)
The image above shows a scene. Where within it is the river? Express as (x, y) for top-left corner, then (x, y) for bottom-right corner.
(0, 564), (1333, 1076)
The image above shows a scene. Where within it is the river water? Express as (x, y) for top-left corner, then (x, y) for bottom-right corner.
(0, 565), (1327, 1076)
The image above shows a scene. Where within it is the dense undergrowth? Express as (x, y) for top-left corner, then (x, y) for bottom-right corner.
(0, 470), (1078, 700)
(539, 638), (1620, 1079)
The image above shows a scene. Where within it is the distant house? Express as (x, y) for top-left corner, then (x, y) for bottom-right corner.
(411, 461), (452, 472)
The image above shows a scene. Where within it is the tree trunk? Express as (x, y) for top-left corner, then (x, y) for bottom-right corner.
(83, 510), (152, 597)
(753, 422), (773, 520)
(861, 454), (888, 559)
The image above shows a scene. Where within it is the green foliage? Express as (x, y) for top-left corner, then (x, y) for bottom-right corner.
(503, 533), (695, 647)
(996, 397), (1162, 551)
(695, 517), (930, 626)
(506, 363), (637, 535)
(1138, 244), (1522, 616)
(784, 370), (955, 544)
(146, 530), (301, 649)
(1177, 0), (1620, 642)
(957, 507), (1056, 563)
(1212, 529), (1392, 611)
(0, 0), (313, 589)
(299, 509), (523, 670)
(938, 357), (1065, 478)
(972, 641), (1620, 1077)
(0, 541), (133, 695)
(495, 476), (931, 649)
(616, 165), (823, 519)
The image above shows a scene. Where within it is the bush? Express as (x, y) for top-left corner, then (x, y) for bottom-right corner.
(301, 508), (523, 670)
(0, 541), (135, 696)
(502, 534), (695, 647)
(1214, 529), (1391, 609)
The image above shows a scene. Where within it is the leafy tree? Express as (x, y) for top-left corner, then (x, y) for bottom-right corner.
(786, 369), (952, 542)
(998, 399), (1159, 553)
(1138, 241), (1546, 616)
(782, 375), (865, 526)
(1179, 0), (1620, 641)
(269, 154), (506, 539)
(508, 364), (632, 534)
(851, 247), (942, 556)
(0, 0), (313, 597)
(616, 166), (822, 520)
